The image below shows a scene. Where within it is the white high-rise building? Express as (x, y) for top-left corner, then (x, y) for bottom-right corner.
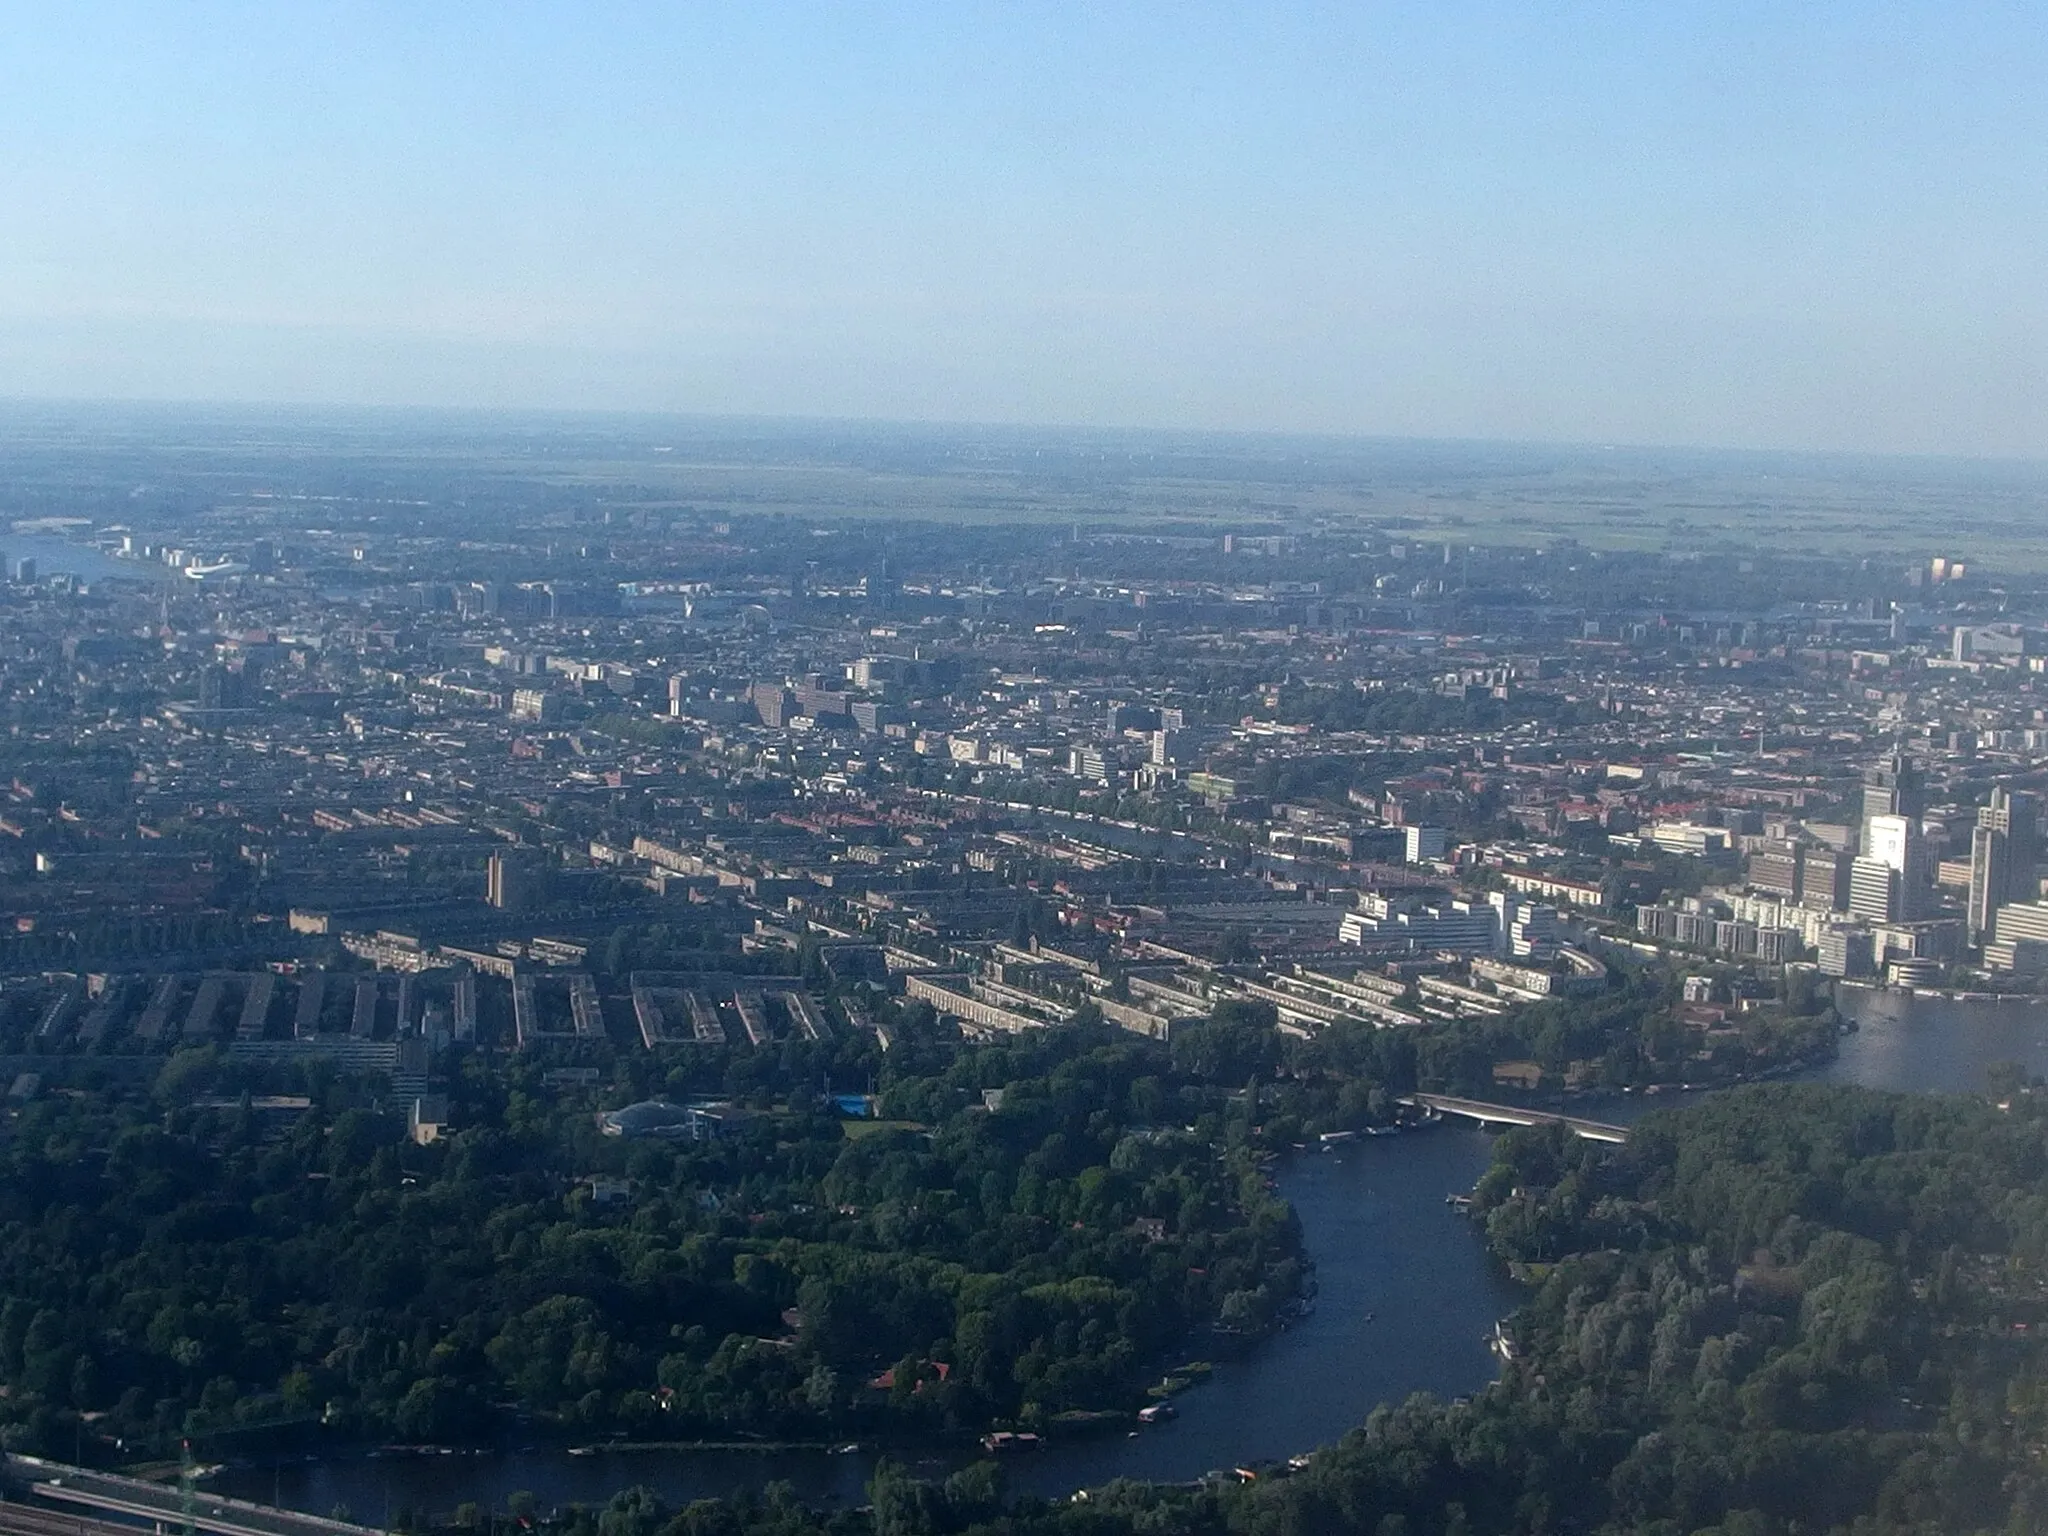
(1864, 813), (1928, 919)
(1849, 856), (1900, 923)
(1866, 814), (1914, 873)
(1403, 825), (1448, 863)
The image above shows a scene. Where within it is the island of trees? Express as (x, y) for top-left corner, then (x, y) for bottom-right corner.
(464, 1079), (2048, 1536)
(0, 1014), (1304, 1455)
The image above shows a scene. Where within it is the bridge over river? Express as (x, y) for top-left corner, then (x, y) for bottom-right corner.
(1401, 1093), (1630, 1143)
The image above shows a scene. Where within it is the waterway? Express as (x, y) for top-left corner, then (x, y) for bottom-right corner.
(214, 986), (2046, 1520)
(217, 1128), (1519, 1519)
(0, 532), (153, 585)
(1830, 983), (2048, 1091)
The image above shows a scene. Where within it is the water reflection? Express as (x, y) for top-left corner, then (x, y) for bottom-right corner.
(1830, 984), (2048, 1093)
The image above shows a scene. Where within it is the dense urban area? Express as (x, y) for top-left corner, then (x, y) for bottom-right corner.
(3, 418), (2048, 1535)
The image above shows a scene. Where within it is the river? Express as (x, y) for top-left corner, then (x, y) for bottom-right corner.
(213, 986), (2039, 1520)
(1828, 983), (2048, 1091)
(217, 1127), (1519, 1518)
(0, 532), (154, 585)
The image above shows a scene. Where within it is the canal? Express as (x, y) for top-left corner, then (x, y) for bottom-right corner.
(214, 986), (2043, 1519)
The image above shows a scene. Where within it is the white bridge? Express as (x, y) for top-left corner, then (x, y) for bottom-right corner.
(1402, 1093), (1629, 1143)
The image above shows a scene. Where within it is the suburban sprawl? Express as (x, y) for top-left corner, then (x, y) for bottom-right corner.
(2, 419), (2048, 1536)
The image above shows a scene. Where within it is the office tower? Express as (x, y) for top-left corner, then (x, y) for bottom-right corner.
(1866, 814), (1913, 873)
(1069, 744), (1111, 782)
(1150, 728), (1191, 766)
(1404, 825), (1448, 863)
(1797, 844), (1850, 910)
(1818, 927), (1877, 978)
(792, 676), (849, 718)
(1487, 892), (1559, 959)
(1861, 748), (1924, 845)
(197, 664), (245, 710)
(1849, 856), (1900, 923)
(865, 556), (897, 608)
(509, 687), (559, 724)
(1969, 786), (2038, 945)
(1866, 812), (1929, 920)
(1747, 839), (1802, 897)
(1988, 901), (2048, 971)
(1968, 820), (2000, 943)
(488, 851), (540, 912)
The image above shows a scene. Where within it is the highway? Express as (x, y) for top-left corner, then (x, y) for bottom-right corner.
(2, 1458), (383, 1536)
(0, 1499), (133, 1536)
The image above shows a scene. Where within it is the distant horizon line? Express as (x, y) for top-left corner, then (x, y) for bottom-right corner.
(0, 392), (2043, 474)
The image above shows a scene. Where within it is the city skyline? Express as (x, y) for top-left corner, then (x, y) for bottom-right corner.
(0, 395), (2045, 1533)
(5, 10), (2048, 1532)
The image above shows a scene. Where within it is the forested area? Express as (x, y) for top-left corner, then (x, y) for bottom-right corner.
(0, 1019), (1300, 1456)
(532, 1081), (2048, 1536)
(0, 965), (2005, 1534)
(1199, 1082), (2048, 1535)
(0, 966), (1840, 1470)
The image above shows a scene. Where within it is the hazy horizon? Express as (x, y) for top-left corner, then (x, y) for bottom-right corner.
(4, 5), (2045, 458)
(7, 395), (2048, 476)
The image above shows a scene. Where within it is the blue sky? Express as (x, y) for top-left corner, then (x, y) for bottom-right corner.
(2, 3), (2043, 455)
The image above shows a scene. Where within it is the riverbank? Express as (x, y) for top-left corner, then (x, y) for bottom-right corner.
(212, 1127), (1520, 1517)
(205, 995), (2030, 1523)
(1838, 978), (2048, 1006)
(0, 531), (158, 585)
(158, 991), (2048, 1523)
(180, 1004), (1960, 1526)
(203, 1044), (1859, 1523)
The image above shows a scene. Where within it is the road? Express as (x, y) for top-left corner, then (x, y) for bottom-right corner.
(0, 1499), (132, 1536)
(2, 1458), (383, 1536)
